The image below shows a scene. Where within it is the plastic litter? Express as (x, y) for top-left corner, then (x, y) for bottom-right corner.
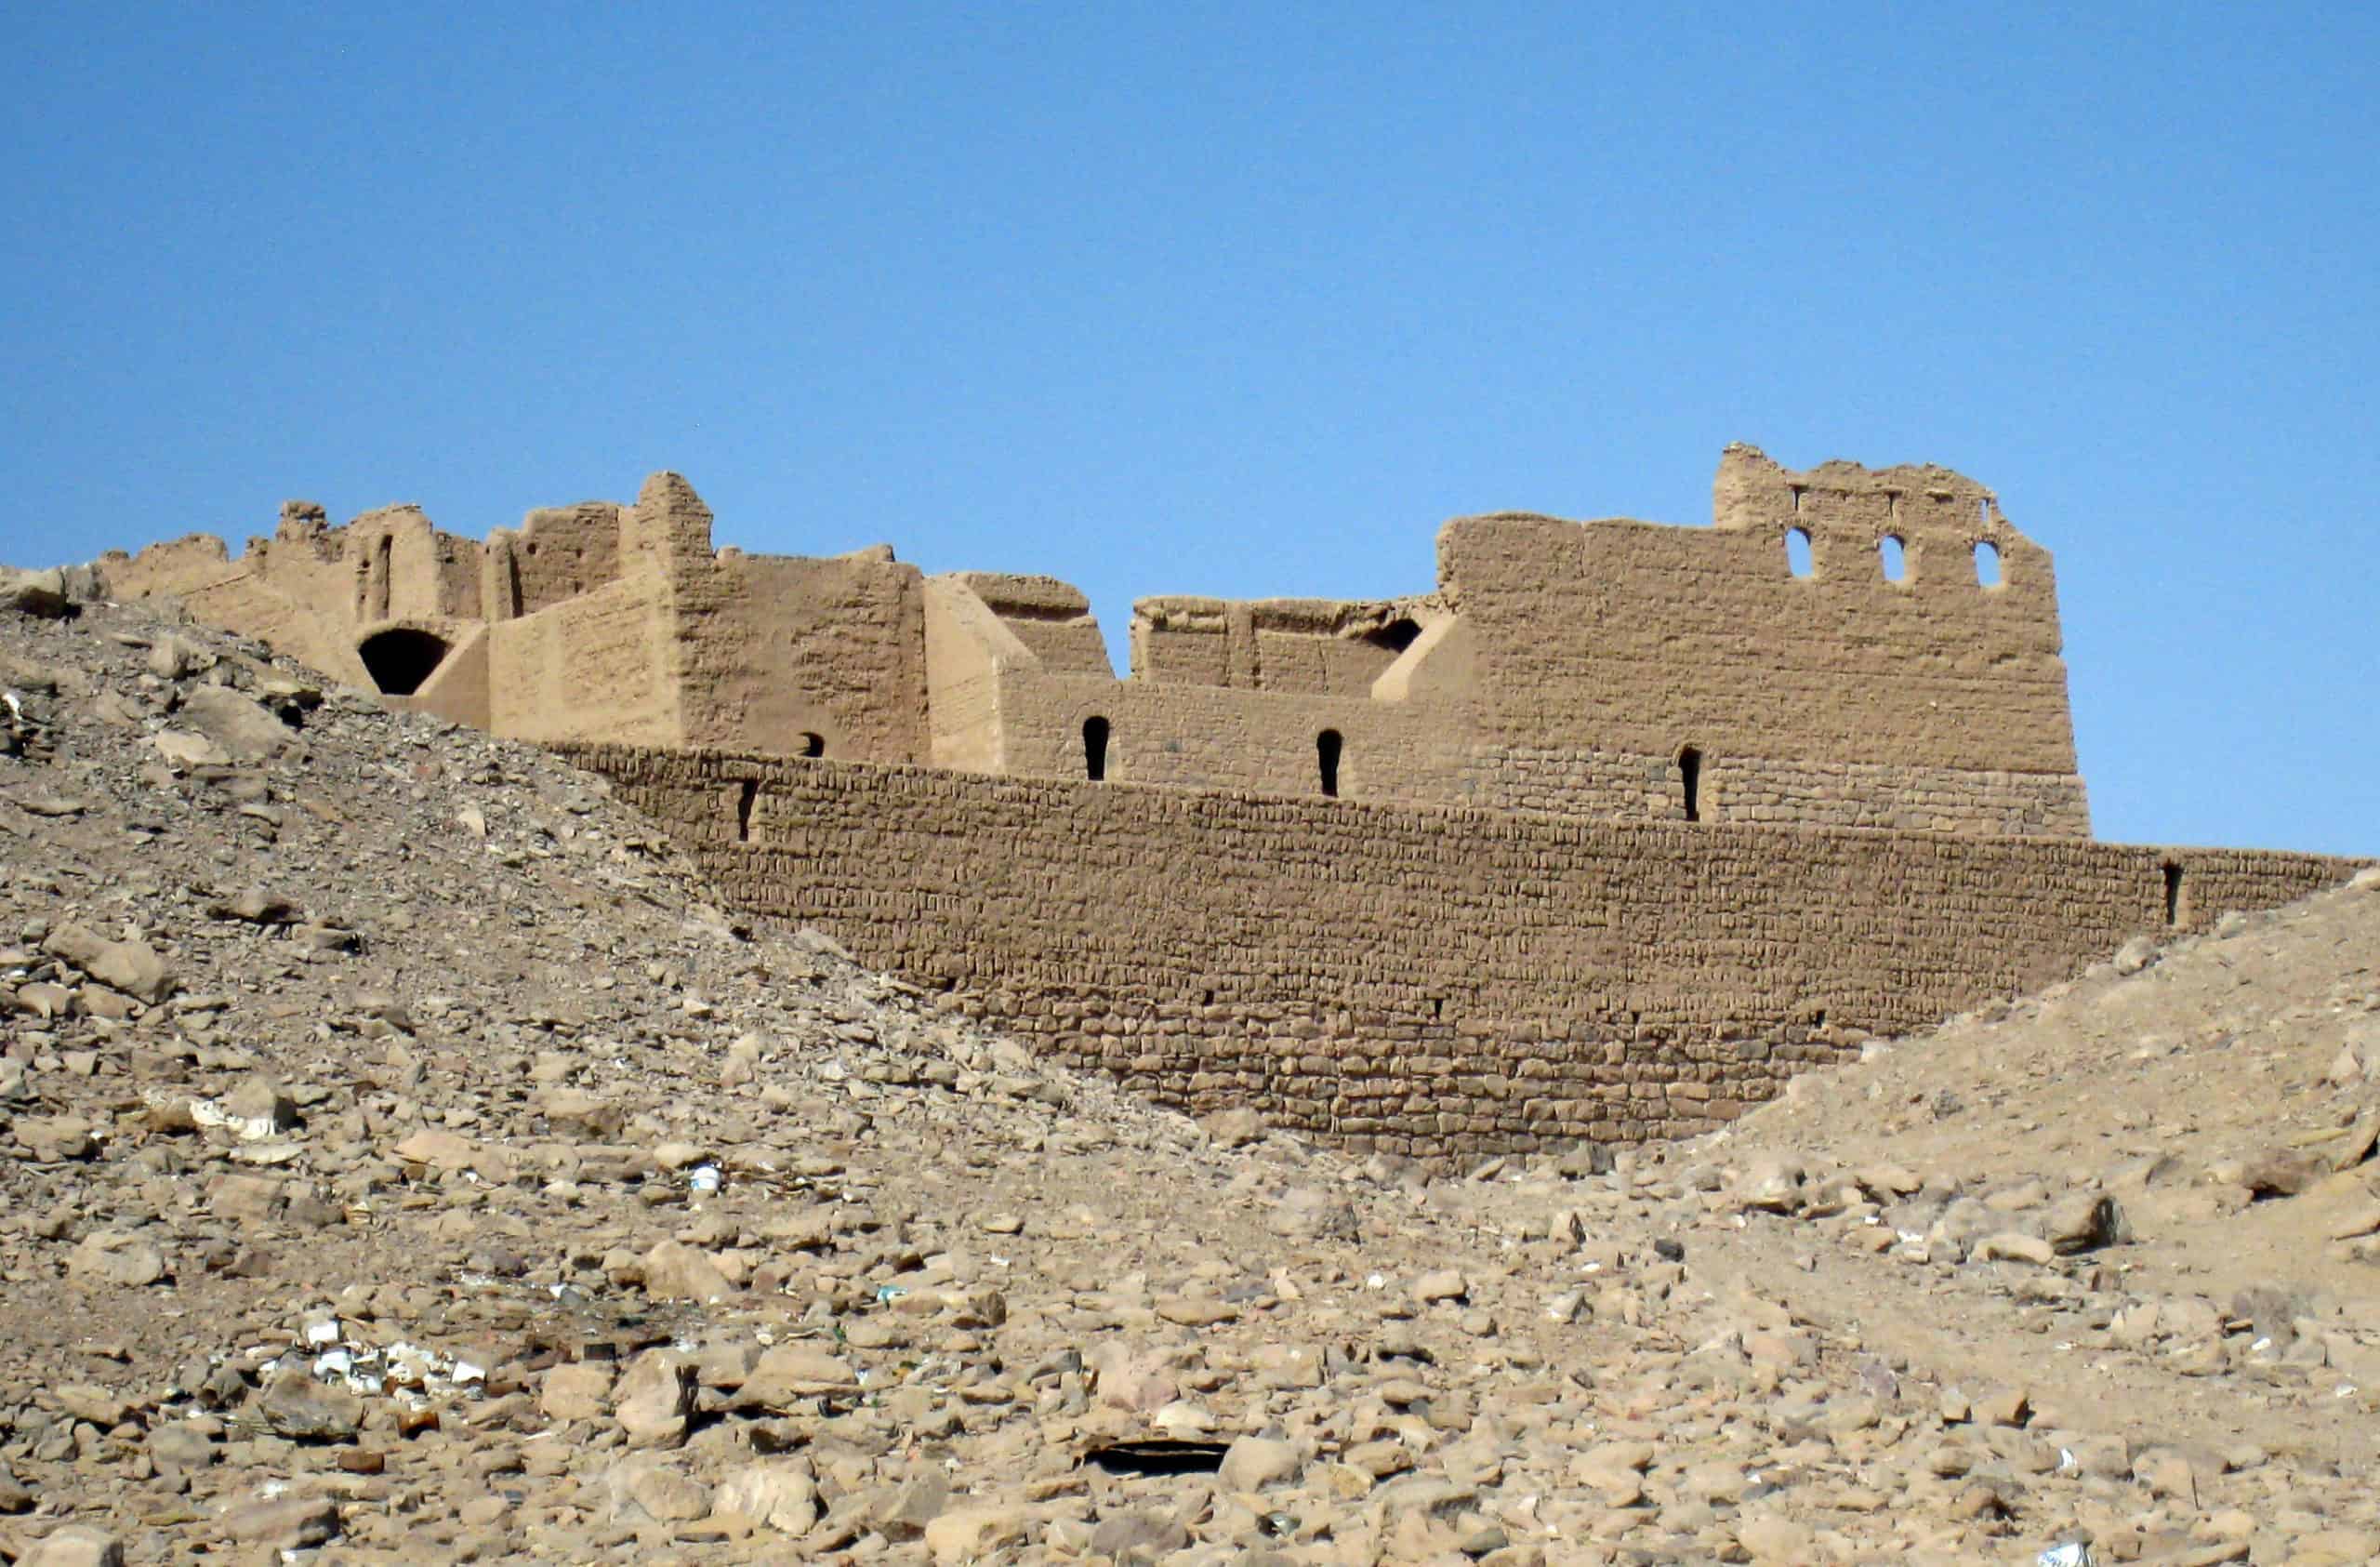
(2036, 1544), (2092, 1567)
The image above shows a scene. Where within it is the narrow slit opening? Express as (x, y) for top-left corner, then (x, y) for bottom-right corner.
(1786, 528), (1814, 578)
(371, 534), (393, 620)
(1317, 729), (1342, 798)
(1678, 746), (1702, 822)
(2162, 862), (2185, 927)
(735, 780), (757, 843)
(1082, 716), (1110, 781)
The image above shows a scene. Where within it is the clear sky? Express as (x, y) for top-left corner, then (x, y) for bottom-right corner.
(5, 3), (2373, 856)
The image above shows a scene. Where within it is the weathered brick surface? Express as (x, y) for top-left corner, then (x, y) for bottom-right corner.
(82, 446), (2352, 1160)
(88, 446), (2101, 839)
(1465, 746), (2093, 837)
(566, 744), (2360, 1158)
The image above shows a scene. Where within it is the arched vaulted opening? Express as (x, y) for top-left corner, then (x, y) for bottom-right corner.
(356, 628), (450, 697)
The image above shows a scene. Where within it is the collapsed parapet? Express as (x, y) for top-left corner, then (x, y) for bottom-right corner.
(91, 444), (2090, 839)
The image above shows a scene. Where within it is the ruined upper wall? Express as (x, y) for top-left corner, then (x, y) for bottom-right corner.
(888, 446), (2091, 833)
(97, 502), (487, 694)
(92, 473), (929, 764)
(82, 445), (2095, 831)
(1440, 445), (2080, 778)
(530, 474), (930, 764)
(1130, 594), (1447, 698)
(485, 502), (626, 618)
(944, 573), (1111, 675)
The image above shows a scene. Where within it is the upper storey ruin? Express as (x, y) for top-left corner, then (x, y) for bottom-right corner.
(97, 445), (2090, 839)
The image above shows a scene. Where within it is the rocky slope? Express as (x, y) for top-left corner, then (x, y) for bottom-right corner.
(0, 573), (2375, 1566)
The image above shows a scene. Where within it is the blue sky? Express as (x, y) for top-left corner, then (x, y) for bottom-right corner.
(5, 3), (2373, 856)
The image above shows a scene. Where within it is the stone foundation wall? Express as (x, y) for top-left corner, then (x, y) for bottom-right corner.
(565, 745), (2361, 1158)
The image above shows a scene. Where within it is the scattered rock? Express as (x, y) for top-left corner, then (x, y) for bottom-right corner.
(20, 1527), (123, 1567)
(2237, 1149), (2327, 1199)
(924, 1503), (1029, 1563)
(641, 1239), (732, 1303)
(41, 923), (174, 1004)
(0, 566), (73, 618)
(222, 1494), (341, 1547)
(612, 1350), (695, 1449)
(2043, 1190), (2130, 1253)
(253, 1373), (363, 1441)
(711, 1462), (820, 1534)
(65, 1231), (166, 1287)
(0, 586), (2370, 1564)
(1220, 1434), (1302, 1491)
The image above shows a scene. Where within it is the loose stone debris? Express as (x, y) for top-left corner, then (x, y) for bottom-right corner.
(1, 586), (2378, 1562)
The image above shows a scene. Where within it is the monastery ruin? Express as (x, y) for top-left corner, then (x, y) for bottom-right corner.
(98, 445), (2364, 1156)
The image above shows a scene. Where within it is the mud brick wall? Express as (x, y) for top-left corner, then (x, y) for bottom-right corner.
(990, 671), (1472, 806)
(496, 502), (625, 617)
(1446, 507), (2080, 777)
(566, 745), (2362, 1159)
(486, 577), (680, 747)
(1466, 747), (2093, 837)
(670, 549), (929, 764)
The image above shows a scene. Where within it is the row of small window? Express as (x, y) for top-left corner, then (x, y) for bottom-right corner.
(1786, 529), (2003, 587)
(1082, 718), (1345, 796)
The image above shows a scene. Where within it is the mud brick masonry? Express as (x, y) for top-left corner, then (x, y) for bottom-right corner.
(100, 445), (2367, 1155)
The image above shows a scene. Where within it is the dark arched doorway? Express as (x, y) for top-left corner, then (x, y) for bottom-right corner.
(356, 629), (450, 696)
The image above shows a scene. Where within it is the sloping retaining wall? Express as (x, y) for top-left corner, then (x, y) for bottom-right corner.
(563, 744), (2361, 1158)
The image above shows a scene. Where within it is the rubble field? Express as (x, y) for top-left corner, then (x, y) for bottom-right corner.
(2, 572), (2377, 1565)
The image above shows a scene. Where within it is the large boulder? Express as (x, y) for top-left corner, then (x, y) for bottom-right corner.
(42, 924), (176, 1005)
(0, 567), (73, 618)
(174, 685), (300, 764)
